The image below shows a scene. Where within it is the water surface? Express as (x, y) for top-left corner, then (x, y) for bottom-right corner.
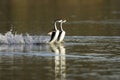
(0, 36), (120, 80)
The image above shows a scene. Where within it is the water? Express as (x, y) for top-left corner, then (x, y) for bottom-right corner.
(0, 34), (120, 80)
(0, 0), (120, 80)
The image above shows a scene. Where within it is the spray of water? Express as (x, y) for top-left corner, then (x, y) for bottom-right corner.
(0, 29), (49, 44)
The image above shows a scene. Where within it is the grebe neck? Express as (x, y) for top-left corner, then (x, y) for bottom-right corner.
(60, 22), (64, 31)
(54, 21), (57, 30)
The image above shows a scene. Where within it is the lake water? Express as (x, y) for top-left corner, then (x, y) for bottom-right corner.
(0, 35), (120, 80)
(0, 0), (120, 80)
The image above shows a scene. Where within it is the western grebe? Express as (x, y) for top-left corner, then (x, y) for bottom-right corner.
(57, 20), (66, 43)
(49, 19), (62, 43)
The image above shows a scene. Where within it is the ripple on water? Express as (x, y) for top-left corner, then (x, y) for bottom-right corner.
(0, 35), (120, 80)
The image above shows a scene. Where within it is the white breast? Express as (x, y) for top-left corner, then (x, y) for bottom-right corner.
(58, 31), (65, 43)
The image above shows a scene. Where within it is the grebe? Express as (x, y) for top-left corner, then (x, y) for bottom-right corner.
(49, 19), (62, 43)
(57, 20), (66, 43)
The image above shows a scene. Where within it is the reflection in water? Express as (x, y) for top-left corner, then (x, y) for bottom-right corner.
(0, 36), (120, 80)
(50, 43), (66, 80)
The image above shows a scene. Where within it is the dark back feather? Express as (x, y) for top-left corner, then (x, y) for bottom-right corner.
(57, 31), (62, 41)
(49, 32), (56, 42)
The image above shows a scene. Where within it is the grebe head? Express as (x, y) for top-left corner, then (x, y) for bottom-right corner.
(62, 20), (66, 23)
(54, 19), (62, 23)
(57, 19), (62, 23)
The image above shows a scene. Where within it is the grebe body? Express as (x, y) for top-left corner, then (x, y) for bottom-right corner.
(57, 20), (66, 43)
(49, 20), (62, 43)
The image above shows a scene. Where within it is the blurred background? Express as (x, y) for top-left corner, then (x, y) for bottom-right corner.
(0, 0), (120, 36)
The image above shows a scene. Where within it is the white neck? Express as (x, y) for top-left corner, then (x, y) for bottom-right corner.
(60, 22), (64, 31)
(54, 21), (57, 30)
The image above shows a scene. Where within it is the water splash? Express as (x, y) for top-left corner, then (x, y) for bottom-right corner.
(0, 30), (49, 44)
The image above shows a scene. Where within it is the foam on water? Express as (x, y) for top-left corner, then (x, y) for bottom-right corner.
(0, 28), (120, 45)
(0, 30), (49, 44)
